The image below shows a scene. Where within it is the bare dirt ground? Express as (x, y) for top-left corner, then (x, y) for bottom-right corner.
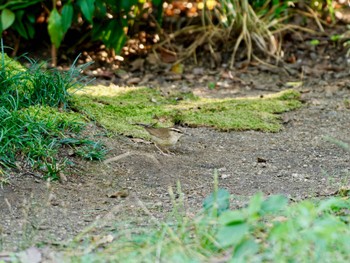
(1, 67), (350, 252)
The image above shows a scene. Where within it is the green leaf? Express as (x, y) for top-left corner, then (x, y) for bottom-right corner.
(97, 19), (127, 54)
(26, 22), (35, 39)
(208, 82), (216, 90)
(48, 8), (64, 48)
(1, 8), (15, 30)
(27, 13), (36, 23)
(95, 0), (107, 18)
(246, 192), (264, 218)
(261, 195), (288, 215)
(152, 0), (163, 5)
(77, 0), (95, 23)
(219, 210), (245, 225)
(61, 3), (73, 33)
(120, 0), (138, 11)
(152, 0), (163, 24)
(316, 197), (349, 213)
(269, 220), (291, 240)
(231, 239), (259, 263)
(203, 189), (230, 215)
(12, 11), (28, 39)
(309, 39), (320, 46)
(330, 34), (341, 42)
(216, 223), (249, 248)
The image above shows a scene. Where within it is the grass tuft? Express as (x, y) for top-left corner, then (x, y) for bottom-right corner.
(0, 50), (104, 180)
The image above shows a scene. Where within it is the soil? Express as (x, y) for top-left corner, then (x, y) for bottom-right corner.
(1, 43), (350, 253)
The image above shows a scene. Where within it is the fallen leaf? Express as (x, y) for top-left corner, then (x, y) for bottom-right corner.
(159, 48), (177, 63)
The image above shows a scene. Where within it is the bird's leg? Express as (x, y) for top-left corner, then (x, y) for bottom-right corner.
(154, 144), (173, 156)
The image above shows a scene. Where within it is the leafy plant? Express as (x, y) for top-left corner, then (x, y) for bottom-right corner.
(58, 188), (350, 262)
(0, 1), (164, 65)
(35, 169), (347, 261)
(0, 0), (42, 38)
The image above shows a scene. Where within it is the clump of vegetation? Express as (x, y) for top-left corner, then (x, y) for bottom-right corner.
(56, 175), (350, 262)
(157, 0), (298, 67)
(0, 0), (345, 68)
(73, 86), (301, 140)
(0, 51), (105, 180)
(0, 0), (163, 64)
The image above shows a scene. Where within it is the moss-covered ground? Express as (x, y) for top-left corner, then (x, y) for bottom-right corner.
(73, 85), (302, 140)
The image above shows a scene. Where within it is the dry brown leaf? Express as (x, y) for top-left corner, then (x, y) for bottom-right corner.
(159, 48), (177, 63)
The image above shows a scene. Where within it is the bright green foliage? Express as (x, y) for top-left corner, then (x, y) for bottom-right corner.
(48, 0), (163, 52)
(0, 0), (164, 52)
(61, 189), (350, 262)
(0, 53), (88, 109)
(0, 1), (338, 58)
(0, 0), (41, 38)
(0, 52), (104, 179)
(77, 0), (95, 23)
(61, 3), (73, 33)
(1, 0), (162, 53)
(48, 8), (64, 49)
(1, 8), (15, 30)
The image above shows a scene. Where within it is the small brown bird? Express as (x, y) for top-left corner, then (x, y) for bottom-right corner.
(134, 123), (185, 154)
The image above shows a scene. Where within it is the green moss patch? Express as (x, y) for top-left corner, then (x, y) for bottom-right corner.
(73, 86), (302, 139)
